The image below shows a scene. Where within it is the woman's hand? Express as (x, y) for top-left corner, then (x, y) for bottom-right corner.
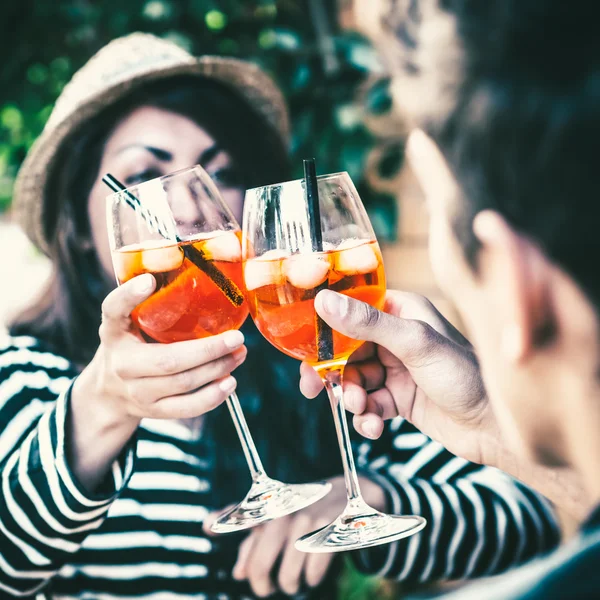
(203, 476), (386, 598)
(69, 274), (247, 492)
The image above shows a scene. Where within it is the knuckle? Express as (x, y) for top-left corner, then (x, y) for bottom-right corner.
(352, 301), (381, 333)
(113, 356), (128, 378)
(409, 291), (430, 308)
(410, 320), (439, 362)
(172, 368), (194, 392)
(98, 322), (110, 344)
(126, 383), (145, 405)
(203, 337), (225, 363)
(155, 350), (179, 374)
(101, 295), (120, 322)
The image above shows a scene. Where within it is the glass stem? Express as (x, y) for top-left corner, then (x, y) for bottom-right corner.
(226, 392), (266, 483)
(323, 368), (364, 507)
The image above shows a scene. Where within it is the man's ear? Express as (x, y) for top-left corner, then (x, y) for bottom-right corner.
(473, 211), (555, 362)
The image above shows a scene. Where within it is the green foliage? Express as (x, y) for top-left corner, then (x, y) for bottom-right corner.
(0, 0), (402, 237)
(340, 558), (400, 600)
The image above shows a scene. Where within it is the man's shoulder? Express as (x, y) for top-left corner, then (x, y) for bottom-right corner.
(446, 525), (600, 600)
(523, 527), (600, 599)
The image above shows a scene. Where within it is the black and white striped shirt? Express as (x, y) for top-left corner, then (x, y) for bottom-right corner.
(0, 335), (559, 599)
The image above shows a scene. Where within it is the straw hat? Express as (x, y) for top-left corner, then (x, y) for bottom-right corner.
(13, 32), (290, 256)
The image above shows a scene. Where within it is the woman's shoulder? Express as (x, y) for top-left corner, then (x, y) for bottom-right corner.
(0, 333), (75, 375)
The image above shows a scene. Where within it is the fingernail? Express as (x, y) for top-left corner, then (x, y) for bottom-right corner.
(319, 290), (348, 318)
(223, 330), (244, 350)
(364, 420), (379, 438)
(219, 376), (237, 393)
(135, 273), (154, 293)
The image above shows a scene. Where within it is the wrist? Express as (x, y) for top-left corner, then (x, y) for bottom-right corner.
(72, 362), (140, 437)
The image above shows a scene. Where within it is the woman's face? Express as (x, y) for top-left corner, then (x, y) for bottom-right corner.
(87, 106), (244, 281)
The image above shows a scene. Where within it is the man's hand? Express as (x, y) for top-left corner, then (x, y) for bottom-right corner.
(203, 476), (386, 597)
(300, 289), (498, 466)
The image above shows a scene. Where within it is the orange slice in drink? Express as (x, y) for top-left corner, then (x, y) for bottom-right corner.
(135, 265), (195, 333)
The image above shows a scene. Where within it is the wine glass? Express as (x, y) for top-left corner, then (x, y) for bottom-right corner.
(105, 165), (332, 534)
(242, 170), (426, 552)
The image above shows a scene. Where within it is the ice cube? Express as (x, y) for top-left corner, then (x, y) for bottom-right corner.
(197, 231), (241, 262)
(141, 244), (185, 273)
(113, 250), (142, 283)
(283, 254), (331, 289)
(244, 250), (289, 291)
(335, 240), (379, 275)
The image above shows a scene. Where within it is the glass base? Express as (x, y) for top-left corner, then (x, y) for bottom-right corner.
(210, 477), (332, 534)
(295, 501), (426, 553)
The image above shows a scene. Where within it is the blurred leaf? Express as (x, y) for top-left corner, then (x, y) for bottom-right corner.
(0, 0), (400, 243)
(258, 28), (277, 49)
(254, 3), (277, 19)
(217, 38), (240, 55)
(50, 56), (71, 77)
(1, 106), (23, 132)
(143, 0), (173, 21)
(26, 64), (49, 85)
(205, 9), (228, 31)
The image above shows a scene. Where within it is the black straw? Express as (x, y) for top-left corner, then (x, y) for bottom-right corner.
(304, 159), (323, 252)
(103, 174), (244, 307)
(303, 159), (333, 362)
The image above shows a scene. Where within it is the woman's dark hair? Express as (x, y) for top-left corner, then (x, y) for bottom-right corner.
(11, 75), (341, 504)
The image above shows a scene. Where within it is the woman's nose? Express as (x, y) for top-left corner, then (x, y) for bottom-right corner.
(169, 182), (203, 231)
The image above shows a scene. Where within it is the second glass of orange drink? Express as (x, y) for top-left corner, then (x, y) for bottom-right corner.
(243, 167), (426, 552)
(105, 165), (331, 534)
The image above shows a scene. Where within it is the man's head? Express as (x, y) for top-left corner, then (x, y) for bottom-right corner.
(365, 0), (600, 465)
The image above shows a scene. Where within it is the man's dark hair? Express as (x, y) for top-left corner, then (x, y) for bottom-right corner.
(387, 0), (600, 309)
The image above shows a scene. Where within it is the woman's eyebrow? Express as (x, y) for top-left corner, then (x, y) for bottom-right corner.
(198, 144), (222, 165)
(114, 144), (173, 161)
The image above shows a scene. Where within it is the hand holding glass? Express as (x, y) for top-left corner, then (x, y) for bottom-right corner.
(106, 166), (331, 534)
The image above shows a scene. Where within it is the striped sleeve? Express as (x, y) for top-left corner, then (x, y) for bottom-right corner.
(354, 417), (560, 582)
(0, 336), (136, 598)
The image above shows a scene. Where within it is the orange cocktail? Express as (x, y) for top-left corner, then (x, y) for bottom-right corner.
(244, 239), (385, 366)
(113, 230), (248, 344)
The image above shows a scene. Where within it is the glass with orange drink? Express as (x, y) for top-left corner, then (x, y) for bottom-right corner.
(243, 169), (426, 552)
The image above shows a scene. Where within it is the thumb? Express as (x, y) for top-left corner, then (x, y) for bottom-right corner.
(315, 290), (441, 367)
(101, 273), (156, 333)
